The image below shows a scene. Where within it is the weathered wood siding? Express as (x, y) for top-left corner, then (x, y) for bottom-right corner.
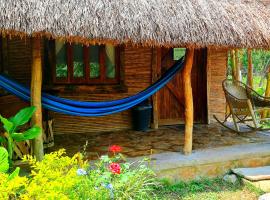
(3, 37), (32, 84)
(1, 37), (152, 134)
(0, 37), (228, 134)
(0, 37), (32, 118)
(157, 48), (208, 125)
(52, 47), (152, 134)
(207, 48), (228, 122)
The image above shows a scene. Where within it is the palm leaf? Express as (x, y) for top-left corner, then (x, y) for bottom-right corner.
(9, 106), (36, 128)
(0, 115), (13, 133)
(11, 126), (41, 142)
(0, 147), (9, 173)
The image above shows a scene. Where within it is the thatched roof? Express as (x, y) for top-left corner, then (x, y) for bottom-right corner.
(0, 0), (270, 48)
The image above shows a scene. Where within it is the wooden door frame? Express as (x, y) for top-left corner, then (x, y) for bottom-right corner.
(152, 47), (208, 126)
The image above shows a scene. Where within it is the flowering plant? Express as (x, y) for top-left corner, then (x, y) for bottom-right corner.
(109, 162), (121, 174)
(109, 145), (122, 153)
(0, 146), (158, 200)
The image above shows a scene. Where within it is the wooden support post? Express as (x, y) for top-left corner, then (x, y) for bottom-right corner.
(231, 50), (237, 80)
(151, 48), (161, 129)
(182, 48), (194, 155)
(235, 49), (241, 81)
(31, 37), (44, 161)
(247, 49), (253, 88)
(263, 68), (270, 118)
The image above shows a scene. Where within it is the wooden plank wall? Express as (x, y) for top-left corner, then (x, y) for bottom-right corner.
(52, 47), (152, 134)
(0, 37), (32, 118)
(1, 36), (228, 134)
(1, 37), (152, 134)
(157, 48), (208, 124)
(207, 48), (228, 122)
(4, 37), (32, 84)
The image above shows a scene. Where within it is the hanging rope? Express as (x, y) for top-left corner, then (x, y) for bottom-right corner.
(0, 56), (185, 116)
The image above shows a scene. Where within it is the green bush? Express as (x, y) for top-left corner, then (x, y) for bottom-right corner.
(0, 147), (9, 173)
(0, 146), (158, 200)
(0, 106), (41, 164)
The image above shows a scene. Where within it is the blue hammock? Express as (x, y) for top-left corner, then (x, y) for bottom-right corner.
(0, 56), (185, 116)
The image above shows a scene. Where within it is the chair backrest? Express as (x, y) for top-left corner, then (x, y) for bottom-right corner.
(223, 79), (248, 100)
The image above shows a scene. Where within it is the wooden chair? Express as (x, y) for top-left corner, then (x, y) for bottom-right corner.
(214, 79), (270, 133)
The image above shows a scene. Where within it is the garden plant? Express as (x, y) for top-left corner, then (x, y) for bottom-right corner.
(0, 106), (41, 165)
(0, 145), (158, 200)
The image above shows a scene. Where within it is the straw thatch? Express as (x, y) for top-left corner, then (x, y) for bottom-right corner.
(0, 0), (270, 48)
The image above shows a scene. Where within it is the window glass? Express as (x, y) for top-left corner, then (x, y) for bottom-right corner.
(173, 48), (186, 61)
(73, 44), (84, 78)
(105, 45), (116, 78)
(55, 41), (68, 78)
(89, 46), (100, 78)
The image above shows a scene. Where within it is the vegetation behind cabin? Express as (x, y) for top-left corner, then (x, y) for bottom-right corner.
(227, 49), (270, 95)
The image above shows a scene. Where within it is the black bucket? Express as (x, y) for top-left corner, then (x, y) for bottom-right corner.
(132, 101), (152, 131)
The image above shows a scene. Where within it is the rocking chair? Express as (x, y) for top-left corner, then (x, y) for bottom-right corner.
(214, 79), (270, 133)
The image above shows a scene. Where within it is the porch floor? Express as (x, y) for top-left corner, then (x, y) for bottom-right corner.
(48, 123), (270, 160)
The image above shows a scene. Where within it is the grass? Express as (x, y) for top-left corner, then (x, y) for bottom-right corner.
(154, 177), (264, 200)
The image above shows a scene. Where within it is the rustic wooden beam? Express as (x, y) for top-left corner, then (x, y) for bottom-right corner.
(235, 49), (241, 81)
(263, 68), (270, 118)
(231, 50), (236, 80)
(31, 37), (44, 161)
(182, 48), (194, 155)
(151, 48), (161, 129)
(165, 83), (185, 109)
(247, 49), (253, 88)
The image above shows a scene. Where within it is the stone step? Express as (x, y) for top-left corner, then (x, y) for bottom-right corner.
(129, 143), (270, 181)
(232, 166), (270, 181)
(232, 166), (270, 193)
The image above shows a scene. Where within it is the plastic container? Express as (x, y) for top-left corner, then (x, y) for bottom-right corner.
(132, 101), (152, 131)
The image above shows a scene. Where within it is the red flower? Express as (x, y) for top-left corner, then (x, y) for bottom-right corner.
(109, 162), (121, 174)
(109, 145), (122, 153)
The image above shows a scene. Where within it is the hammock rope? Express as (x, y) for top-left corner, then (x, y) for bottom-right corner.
(0, 56), (185, 116)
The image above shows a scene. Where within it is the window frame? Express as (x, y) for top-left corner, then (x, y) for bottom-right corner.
(52, 42), (121, 85)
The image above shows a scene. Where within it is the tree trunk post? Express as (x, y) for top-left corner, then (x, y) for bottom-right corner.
(31, 37), (44, 161)
(235, 49), (241, 81)
(183, 48), (194, 155)
(247, 49), (253, 88)
(231, 50), (236, 80)
(263, 68), (270, 118)
(151, 48), (161, 129)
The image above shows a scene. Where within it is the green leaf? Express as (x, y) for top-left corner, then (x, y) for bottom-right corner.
(0, 147), (9, 173)
(11, 126), (41, 142)
(7, 167), (20, 181)
(0, 136), (6, 143)
(0, 115), (14, 133)
(10, 133), (25, 142)
(10, 106), (36, 128)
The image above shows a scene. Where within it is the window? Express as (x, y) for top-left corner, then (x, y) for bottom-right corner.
(53, 41), (120, 84)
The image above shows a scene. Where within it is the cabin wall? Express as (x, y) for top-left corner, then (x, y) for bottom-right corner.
(207, 48), (228, 122)
(0, 37), (32, 117)
(52, 47), (152, 134)
(2, 37), (33, 84)
(0, 36), (227, 134)
(0, 37), (153, 134)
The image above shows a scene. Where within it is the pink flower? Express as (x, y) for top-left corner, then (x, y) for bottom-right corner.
(109, 145), (122, 153)
(109, 162), (121, 174)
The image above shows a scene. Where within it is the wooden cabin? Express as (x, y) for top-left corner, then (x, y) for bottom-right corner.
(0, 39), (226, 130)
(0, 0), (269, 159)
